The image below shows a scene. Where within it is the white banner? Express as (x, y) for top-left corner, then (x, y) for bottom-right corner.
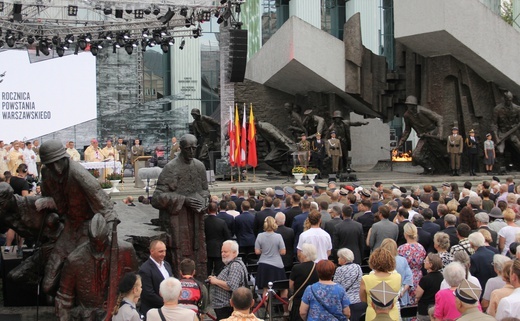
(0, 50), (96, 143)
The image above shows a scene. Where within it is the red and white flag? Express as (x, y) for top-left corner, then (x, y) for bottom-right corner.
(228, 105), (236, 166)
(239, 103), (247, 167)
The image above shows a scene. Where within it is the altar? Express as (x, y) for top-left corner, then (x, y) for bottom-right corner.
(80, 161), (122, 181)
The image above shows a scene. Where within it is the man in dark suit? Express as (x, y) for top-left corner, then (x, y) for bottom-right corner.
(476, 212), (498, 248)
(469, 232), (497, 294)
(291, 199), (311, 252)
(234, 201), (256, 254)
(234, 189), (246, 213)
(139, 240), (173, 318)
(334, 205), (364, 264)
(217, 200), (235, 237)
(356, 199), (375, 240)
(422, 208), (440, 238)
(434, 204), (449, 231)
(275, 212), (295, 269)
(284, 193), (302, 228)
(253, 196), (276, 236)
(413, 214), (433, 252)
(429, 191), (440, 218)
(443, 214), (459, 249)
(396, 208), (411, 246)
(205, 202), (231, 276)
(230, 187), (238, 202)
(324, 205), (343, 239)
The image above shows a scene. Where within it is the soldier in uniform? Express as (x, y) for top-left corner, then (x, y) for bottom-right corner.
(326, 131), (342, 174)
(311, 133), (326, 177)
(115, 138), (127, 165)
(130, 139), (144, 165)
(190, 108), (220, 166)
(169, 136), (180, 160)
(491, 91), (520, 161)
(465, 129), (479, 176)
(297, 134), (310, 167)
(284, 103), (305, 141)
(447, 127), (464, 176)
(327, 110), (368, 172)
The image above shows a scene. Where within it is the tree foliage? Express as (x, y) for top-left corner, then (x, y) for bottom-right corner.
(502, 0), (514, 25)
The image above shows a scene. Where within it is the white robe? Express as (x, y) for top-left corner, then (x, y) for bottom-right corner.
(22, 148), (38, 176)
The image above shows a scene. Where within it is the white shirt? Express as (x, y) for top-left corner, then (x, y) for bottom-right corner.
(498, 225), (520, 255)
(297, 227), (332, 262)
(407, 209), (418, 222)
(150, 256), (170, 280)
(496, 287), (520, 321)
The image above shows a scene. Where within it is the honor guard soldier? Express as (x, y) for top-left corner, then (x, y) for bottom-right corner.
(447, 127), (463, 176)
(297, 134), (311, 167)
(327, 131), (342, 175)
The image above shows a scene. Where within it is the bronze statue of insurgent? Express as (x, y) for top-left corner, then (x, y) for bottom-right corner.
(190, 108), (220, 163)
(284, 103), (306, 141)
(302, 109), (326, 140)
(151, 134), (210, 279)
(397, 96), (446, 173)
(491, 91), (520, 157)
(255, 120), (297, 173)
(39, 140), (117, 295)
(55, 214), (138, 321)
(327, 110), (368, 171)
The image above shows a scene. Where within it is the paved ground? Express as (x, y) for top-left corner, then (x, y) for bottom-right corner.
(0, 162), (517, 320)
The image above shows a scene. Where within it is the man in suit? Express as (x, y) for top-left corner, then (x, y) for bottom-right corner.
(413, 214), (433, 253)
(357, 199), (375, 238)
(131, 139), (144, 165)
(253, 196), (276, 236)
(116, 138), (127, 165)
(326, 131), (342, 174)
(139, 240), (173, 318)
(275, 212), (295, 269)
(475, 212), (498, 248)
(234, 201), (256, 255)
(469, 232), (497, 294)
(422, 208), (441, 237)
(169, 136), (180, 160)
(311, 132), (326, 177)
(217, 200), (235, 237)
(429, 191), (440, 217)
(205, 202), (231, 275)
(395, 208), (411, 246)
(434, 204), (449, 231)
(334, 205), (364, 264)
(234, 189), (246, 213)
(284, 193), (302, 228)
(443, 214), (459, 249)
(291, 199), (311, 252)
(447, 126), (464, 176)
(369, 205), (398, 251)
(323, 205), (343, 239)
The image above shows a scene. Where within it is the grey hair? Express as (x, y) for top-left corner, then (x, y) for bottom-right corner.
(445, 214), (457, 225)
(275, 212), (286, 225)
(493, 254), (512, 273)
(223, 240), (239, 253)
(434, 232), (450, 251)
(337, 248), (355, 263)
(387, 200), (398, 210)
(300, 243), (318, 262)
(443, 262), (466, 287)
(461, 188), (470, 197)
(453, 251), (470, 271)
(392, 189), (401, 198)
(310, 202), (319, 210)
(159, 277), (182, 302)
(468, 232), (485, 248)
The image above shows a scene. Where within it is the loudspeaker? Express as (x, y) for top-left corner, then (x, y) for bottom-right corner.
(13, 4), (22, 22)
(228, 29), (248, 82)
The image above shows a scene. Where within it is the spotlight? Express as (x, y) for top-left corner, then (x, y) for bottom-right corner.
(5, 32), (15, 47)
(90, 42), (102, 56)
(0, 40), (4, 48)
(122, 31), (130, 40)
(140, 39), (147, 52)
(56, 45), (65, 57)
(65, 34), (74, 43)
(144, 8), (151, 15)
(134, 10), (144, 19)
(61, 42), (69, 50)
(160, 40), (170, 53)
(153, 30), (162, 43)
(200, 10), (212, 21)
(27, 35), (34, 44)
(180, 8), (188, 17)
(104, 7), (112, 15)
(185, 18), (193, 28)
(125, 9), (132, 14)
(152, 7), (160, 15)
(147, 40), (156, 47)
(115, 9), (123, 19)
(85, 33), (92, 42)
(67, 5), (78, 16)
(124, 43), (134, 55)
(159, 8), (175, 24)
(0, 2), (3, 12)
(52, 36), (59, 46)
(38, 39), (50, 56)
(179, 38), (185, 50)
(104, 31), (113, 40)
(193, 26), (202, 38)
(78, 36), (87, 50)
(142, 29), (150, 38)
(160, 28), (168, 37)
(131, 40), (138, 48)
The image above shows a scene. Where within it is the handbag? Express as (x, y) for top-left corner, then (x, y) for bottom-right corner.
(310, 284), (347, 321)
(288, 263), (316, 311)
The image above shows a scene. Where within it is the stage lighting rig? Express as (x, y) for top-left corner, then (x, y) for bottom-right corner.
(68, 5), (78, 16)
(179, 38), (185, 50)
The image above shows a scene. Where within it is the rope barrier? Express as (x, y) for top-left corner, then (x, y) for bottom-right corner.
(272, 292), (288, 305)
(204, 312), (217, 321)
(251, 292), (269, 314)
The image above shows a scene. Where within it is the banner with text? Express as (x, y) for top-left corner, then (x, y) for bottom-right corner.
(0, 50), (96, 143)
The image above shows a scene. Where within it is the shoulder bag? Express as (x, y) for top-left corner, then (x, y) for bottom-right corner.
(310, 284), (347, 321)
(288, 263), (316, 311)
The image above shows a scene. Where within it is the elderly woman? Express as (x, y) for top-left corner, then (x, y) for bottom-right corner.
(433, 232), (453, 271)
(440, 251), (481, 290)
(380, 238), (413, 306)
(481, 254), (511, 311)
(333, 248), (366, 321)
(289, 243), (319, 321)
(112, 273), (142, 321)
(397, 223), (426, 305)
(447, 198), (460, 216)
(300, 260), (350, 321)
(415, 253), (443, 321)
(487, 260), (514, 317)
(479, 229), (499, 254)
(498, 208), (520, 255)
(255, 216), (287, 298)
(146, 277), (197, 321)
(506, 193), (519, 214)
(360, 248), (401, 321)
(433, 262), (482, 321)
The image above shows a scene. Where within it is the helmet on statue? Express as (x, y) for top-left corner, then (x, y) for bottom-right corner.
(332, 110), (343, 119)
(39, 140), (69, 164)
(405, 96), (418, 105)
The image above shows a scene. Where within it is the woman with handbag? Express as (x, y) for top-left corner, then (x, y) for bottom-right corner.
(288, 243), (319, 321)
(333, 248), (367, 321)
(299, 260), (351, 321)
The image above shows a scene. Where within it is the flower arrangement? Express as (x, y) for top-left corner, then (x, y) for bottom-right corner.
(292, 166), (307, 174)
(106, 173), (123, 181)
(88, 169), (100, 178)
(306, 167), (320, 174)
(100, 181), (112, 189)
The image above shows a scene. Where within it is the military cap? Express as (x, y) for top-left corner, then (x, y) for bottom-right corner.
(345, 185), (354, 192)
(489, 207), (503, 219)
(452, 127), (459, 131)
(469, 129), (475, 133)
(317, 183), (328, 190)
(294, 186), (305, 196)
(260, 190), (267, 196)
(304, 186), (314, 193)
(399, 186), (407, 194)
(352, 183), (360, 188)
(274, 186), (283, 191)
(304, 109), (313, 115)
(285, 186), (295, 194)
(391, 184), (400, 190)
(455, 279), (481, 304)
(328, 177), (337, 183)
(339, 188), (349, 196)
(118, 272), (138, 293)
(274, 190), (284, 198)
(330, 130), (336, 134)
(382, 188), (392, 195)
(431, 186), (438, 192)
(486, 133), (491, 137)
(492, 176), (500, 183)
(442, 182), (450, 187)
(404, 95), (417, 105)
(316, 133), (321, 137)
(360, 189), (371, 198)
(369, 281), (398, 308)
(418, 202), (429, 210)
